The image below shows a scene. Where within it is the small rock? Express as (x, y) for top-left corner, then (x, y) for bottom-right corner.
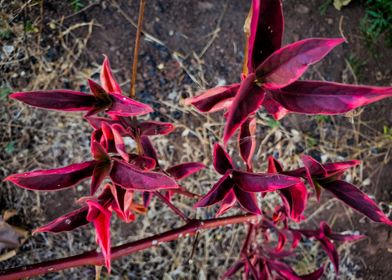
(326, 18), (334, 25)
(198, 2), (214, 11)
(295, 4), (310, 14)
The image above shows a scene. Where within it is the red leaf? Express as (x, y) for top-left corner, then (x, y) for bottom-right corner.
(224, 73), (265, 143)
(263, 93), (288, 120)
(140, 121), (175, 136)
(270, 80), (392, 114)
(4, 161), (96, 191)
(87, 79), (111, 101)
(33, 207), (89, 234)
(239, 117), (257, 170)
(184, 84), (239, 113)
(86, 200), (112, 272)
(213, 144), (234, 175)
(323, 160), (360, 174)
(111, 124), (129, 161)
(216, 189), (237, 217)
(140, 136), (159, 164)
(302, 155), (327, 177)
(233, 186), (261, 215)
(194, 173), (234, 208)
(100, 55), (122, 94)
(166, 162), (205, 180)
(255, 38), (345, 89)
(280, 182), (308, 222)
(267, 156), (284, 173)
(232, 170), (301, 193)
(128, 154), (156, 170)
(110, 159), (178, 191)
(86, 116), (119, 130)
(109, 185), (137, 223)
(107, 93), (153, 116)
(322, 180), (392, 226)
(245, 0), (284, 73)
(91, 161), (112, 195)
(10, 90), (96, 111)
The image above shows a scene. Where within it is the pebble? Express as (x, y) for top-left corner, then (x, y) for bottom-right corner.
(295, 4), (310, 14)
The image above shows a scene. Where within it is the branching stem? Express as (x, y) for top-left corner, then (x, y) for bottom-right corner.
(0, 214), (257, 280)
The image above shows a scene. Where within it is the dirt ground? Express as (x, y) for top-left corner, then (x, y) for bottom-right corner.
(1, 0), (392, 279)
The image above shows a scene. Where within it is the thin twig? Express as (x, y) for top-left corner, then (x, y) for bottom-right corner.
(130, 0), (146, 98)
(154, 191), (189, 222)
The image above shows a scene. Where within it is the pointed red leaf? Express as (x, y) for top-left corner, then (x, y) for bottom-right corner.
(10, 90), (96, 111)
(224, 74), (265, 144)
(232, 170), (301, 193)
(88, 79), (111, 101)
(280, 182), (308, 222)
(4, 161), (96, 191)
(111, 124), (129, 161)
(216, 189), (237, 217)
(166, 162), (205, 180)
(213, 144), (234, 175)
(33, 207), (89, 234)
(184, 84), (239, 113)
(322, 180), (392, 225)
(270, 80), (392, 114)
(140, 136), (159, 164)
(323, 160), (360, 174)
(86, 200), (112, 272)
(239, 117), (257, 170)
(128, 154), (156, 170)
(194, 172), (234, 208)
(263, 93), (289, 120)
(91, 161), (112, 195)
(110, 159), (178, 191)
(245, 0), (284, 73)
(91, 141), (110, 162)
(255, 38), (345, 89)
(267, 156), (284, 173)
(140, 121), (175, 136)
(100, 55), (122, 94)
(86, 116), (119, 130)
(107, 93), (153, 116)
(223, 260), (245, 278)
(233, 186), (261, 215)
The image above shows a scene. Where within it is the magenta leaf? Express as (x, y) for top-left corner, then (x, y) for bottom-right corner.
(323, 180), (392, 225)
(86, 200), (112, 272)
(140, 121), (175, 136)
(216, 189), (237, 217)
(232, 170), (301, 192)
(88, 79), (111, 102)
(110, 159), (178, 191)
(323, 160), (360, 174)
(233, 186), (261, 215)
(239, 117), (257, 170)
(4, 161), (96, 191)
(270, 80), (392, 114)
(107, 93), (153, 116)
(268, 260), (324, 280)
(86, 116), (119, 130)
(100, 55), (122, 94)
(140, 136), (159, 163)
(128, 154), (156, 170)
(33, 207), (89, 234)
(194, 173), (234, 208)
(280, 182), (308, 222)
(223, 260), (245, 278)
(184, 84), (239, 113)
(224, 73), (265, 143)
(245, 0), (284, 73)
(91, 161), (112, 195)
(255, 38), (345, 89)
(213, 144), (234, 175)
(302, 155), (327, 177)
(10, 90), (97, 111)
(111, 124), (129, 161)
(263, 93), (289, 120)
(166, 162), (205, 180)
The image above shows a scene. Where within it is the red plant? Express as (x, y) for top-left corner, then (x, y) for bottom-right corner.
(2, 0), (392, 279)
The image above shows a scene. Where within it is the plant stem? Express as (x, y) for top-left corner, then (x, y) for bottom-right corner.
(0, 214), (257, 280)
(154, 191), (190, 222)
(130, 0), (146, 98)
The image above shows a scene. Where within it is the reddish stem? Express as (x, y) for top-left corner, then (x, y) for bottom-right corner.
(154, 190), (190, 222)
(0, 214), (257, 280)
